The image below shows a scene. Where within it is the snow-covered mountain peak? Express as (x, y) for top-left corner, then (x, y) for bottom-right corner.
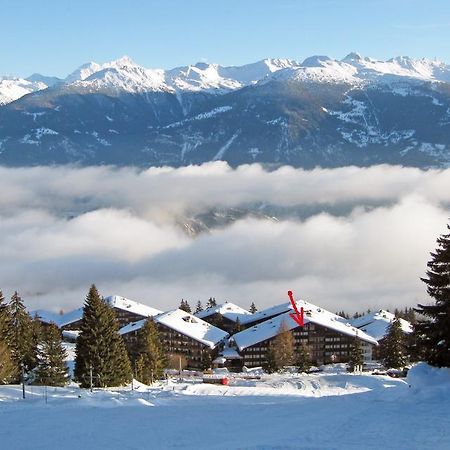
(301, 55), (333, 67)
(108, 55), (135, 68)
(0, 77), (47, 105)
(76, 62), (168, 94)
(342, 52), (364, 62)
(65, 61), (102, 83)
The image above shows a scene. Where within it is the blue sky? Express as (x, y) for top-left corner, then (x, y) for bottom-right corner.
(2, 0), (450, 77)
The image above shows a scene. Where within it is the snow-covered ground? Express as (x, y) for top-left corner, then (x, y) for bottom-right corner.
(0, 363), (448, 449)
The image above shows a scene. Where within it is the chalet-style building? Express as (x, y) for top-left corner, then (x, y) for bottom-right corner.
(196, 301), (298, 332)
(35, 295), (162, 332)
(351, 310), (413, 360)
(225, 299), (378, 369)
(120, 309), (229, 369)
(195, 302), (253, 332)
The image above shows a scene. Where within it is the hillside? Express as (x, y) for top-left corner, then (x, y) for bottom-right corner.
(0, 54), (450, 168)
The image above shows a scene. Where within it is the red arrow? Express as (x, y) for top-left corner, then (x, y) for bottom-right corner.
(288, 290), (304, 327)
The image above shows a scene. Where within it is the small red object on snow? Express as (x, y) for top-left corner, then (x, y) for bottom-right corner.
(221, 377), (229, 385)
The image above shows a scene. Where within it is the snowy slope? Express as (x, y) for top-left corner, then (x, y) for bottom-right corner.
(64, 56), (301, 95)
(64, 54), (450, 95)
(3, 53), (449, 105)
(267, 53), (450, 86)
(0, 364), (449, 449)
(0, 77), (47, 105)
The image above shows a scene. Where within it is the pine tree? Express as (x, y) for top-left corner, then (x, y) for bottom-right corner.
(249, 302), (258, 314)
(74, 285), (132, 388)
(0, 291), (16, 384)
(0, 291), (13, 347)
(133, 318), (166, 383)
(266, 321), (295, 372)
(179, 299), (191, 313)
(296, 342), (312, 372)
(415, 224), (450, 367)
(0, 338), (16, 384)
(206, 297), (217, 309)
(380, 318), (408, 369)
(35, 323), (68, 386)
(201, 350), (212, 371)
(231, 317), (242, 334)
(265, 345), (278, 373)
(8, 291), (37, 375)
(195, 301), (203, 314)
(348, 338), (364, 372)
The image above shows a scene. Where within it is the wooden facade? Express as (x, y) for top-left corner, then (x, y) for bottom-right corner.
(238, 322), (368, 368)
(121, 322), (217, 369)
(59, 307), (150, 332)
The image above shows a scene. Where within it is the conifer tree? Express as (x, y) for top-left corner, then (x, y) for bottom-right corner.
(133, 318), (166, 383)
(201, 350), (212, 371)
(380, 318), (408, 369)
(0, 339), (16, 384)
(179, 299), (192, 313)
(206, 297), (217, 309)
(0, 291), (16, 384)
(195, 301), (203, 314)
(75, 285), (132, 387)
(231, 317), (243, 334)
(249, 302), (258, 314)
(415, 224), (450, 367)
(35, 323), (68, 386)
(348, 337), (364, 372)
(8, 291), (37, 375)
(296, 342), (312, 372)
(0, 291), (13, 347)
(265, 345), (278, 373)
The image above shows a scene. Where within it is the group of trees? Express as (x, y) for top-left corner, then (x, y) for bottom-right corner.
(0, 284), (168, 389)
(0, 291), (68, 386)
(74, 285), (166, 388)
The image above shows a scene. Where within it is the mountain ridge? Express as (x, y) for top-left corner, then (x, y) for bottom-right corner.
(0, 53), (449, 168)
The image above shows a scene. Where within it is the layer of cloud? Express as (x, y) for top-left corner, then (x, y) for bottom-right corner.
(0, 163), (448, 315)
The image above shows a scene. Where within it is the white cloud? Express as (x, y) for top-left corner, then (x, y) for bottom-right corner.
(0, 163), (448, 315)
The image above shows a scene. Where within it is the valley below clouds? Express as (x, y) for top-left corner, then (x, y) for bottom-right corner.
(1, 162), (449, 314)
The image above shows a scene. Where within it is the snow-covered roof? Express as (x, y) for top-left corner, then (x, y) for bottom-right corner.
(62, 330), (80, 340)
(351, 310), (413, 341)
(220, 347), (243, 360)
(32, 309), (63, 325)
(37, 295), (161, 328)
(195, 302), (252, 322)
(58, 308), (84, 327)
(104, 295), (162, 318)
(120, 309), (229, 349)
(232, 299), (378, 350)
(238, 302), (293, 325)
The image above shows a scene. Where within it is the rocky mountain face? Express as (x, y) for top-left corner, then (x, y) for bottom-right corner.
(1, 53), (449, 168)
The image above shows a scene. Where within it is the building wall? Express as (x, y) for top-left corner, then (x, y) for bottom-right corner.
(112, 308), (148, 329)
(240, 322), (371, 368)
(60, 309), (148, 333)
(122, 322), (215, 369)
